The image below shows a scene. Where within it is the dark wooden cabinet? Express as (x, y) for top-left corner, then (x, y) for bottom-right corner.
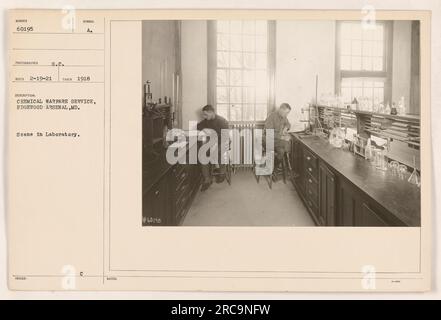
(338, 178), (397, 227)
(290, 134), (409, 226)
(291, 139), (304, 195)
(172, 164), (201, 224)
(142, 176), (170, 226)
(292, 137), (335, 226)
(319, 162), (336, 226)
(338, 178), (361, 226)
(143, 163), (201, 226)
(358, 203), (388, 226)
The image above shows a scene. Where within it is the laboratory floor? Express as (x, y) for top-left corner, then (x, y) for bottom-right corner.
(182, 170), (315, 226)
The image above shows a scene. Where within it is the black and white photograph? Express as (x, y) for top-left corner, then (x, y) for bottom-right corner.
(4, 4), (436, 295)
(142, 19), (421, 227)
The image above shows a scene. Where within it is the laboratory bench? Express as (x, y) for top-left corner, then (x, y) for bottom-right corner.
(142, 141), (201, 226)
(290, 133), (421, 227)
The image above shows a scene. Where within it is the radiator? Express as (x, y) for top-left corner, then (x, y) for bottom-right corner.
(229, 122), (261, 169)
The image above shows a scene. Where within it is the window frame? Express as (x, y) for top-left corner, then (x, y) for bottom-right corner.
(208, 20), (276, 124)
(335, 20), (393, 104)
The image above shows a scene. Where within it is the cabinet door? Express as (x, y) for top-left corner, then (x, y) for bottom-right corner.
(291, 139), (300, 177)
(338, 179), (361, 226)
(319, 162), (336, 226)
(173, 164), (201, 226)
(293, 140), (305, 194)
(357, 203), (388, 226)
(142, 176), (170, 226)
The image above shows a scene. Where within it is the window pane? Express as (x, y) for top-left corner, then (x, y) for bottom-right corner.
(230, 104), (242, 121)
(339, 22), (385, 78)
(373, 25), (384, 40)
(217, 34), (229, 51)
(341, 78), (352, 88)
(341, 87), (351, 103)
(351, 56), (361, 70)
(373, 88), (384, 104)
(243, 53), (255, 69)
(362, 56), (372, 71)
(255, 70), (268, 94)
(364, 80), (373, 88)
(363, 28), (375, 41)
(374, 81), (384, 88)
(230, 51), (242, 68)
(243, 70), (255, 86)
(230, 87), (242, 103)
(217, 51), (229, 67)
(373, 41), (383, 56)
(242, 21), (255, 34)
(351, 24), (362, 39)
(255, 35), (267, 52)
(243, 87), (255, 103)
(216, 87), (228, 103)
(373, 57), (383, 71)
(352, 40), (362, 56)
(340, 77), (385, 107)
(255, 104), (267, 121)
(230, 21), (242, 33)
(341, 23), (352, 39)
(230, 34), (242, 51)
(242, 104), (255, 121)
(217, 104), (229, 119)
(217, 21), (229, 33)
(255, 21), (267, 35)
(341, 39), (351, 55)
(243, 35), (255, 52)
(214, 20), (269, 122)
(255, 71), (267, 103)
(341, 55), (350, 70)
(255, 53), (267, 69)
(229, 69), (242, 86)
(352, 79), (362, 88)
(256, 88), (267, 103)
(353, 87), (362, 99)
(363, 86), (373, 99)
(217, 69), (228, 86)
(363, 41), (373, 56)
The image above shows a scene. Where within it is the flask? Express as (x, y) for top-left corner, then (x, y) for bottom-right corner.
(385, 102), (391, 115)
(378, 102), (385, 114)
(365, 138), (373, 161)
(398, 96), (406, 115)
(391, 102), (398, 115)
(351, 97), (359, 111)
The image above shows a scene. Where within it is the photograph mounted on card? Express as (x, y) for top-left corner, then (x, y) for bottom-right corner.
(7, 8), (431, 292)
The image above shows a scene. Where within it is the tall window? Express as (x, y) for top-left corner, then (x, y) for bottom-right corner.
(211, 20), (273, 122)
(337, 21), (391, 108)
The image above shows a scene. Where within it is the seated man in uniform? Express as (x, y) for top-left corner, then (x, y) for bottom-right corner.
(197, 104), (230, 191)
(264, 103), (292, 177)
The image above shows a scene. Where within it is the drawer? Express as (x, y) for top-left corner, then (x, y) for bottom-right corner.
(172, 164), (186, 180)
(175, 171), (190, 192)
(142, 178), (168, 226)
(305, 171), (318, 189)
(303, 149), (318, 169)
(304, 161), (318, 180)
(175, 180), (190, 203)
(305, 182), (319, 207)
(175, 192), (189, 218)
(304, 195), (318, 218)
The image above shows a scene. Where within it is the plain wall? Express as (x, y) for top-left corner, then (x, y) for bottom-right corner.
(392, 21), (412, 112)
(275, 20), (336, 130)
(180, 21), (208, 130)
(142, 21), (177, 103)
